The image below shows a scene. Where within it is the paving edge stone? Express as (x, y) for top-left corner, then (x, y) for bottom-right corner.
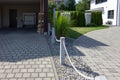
(45, 37), (59, 80)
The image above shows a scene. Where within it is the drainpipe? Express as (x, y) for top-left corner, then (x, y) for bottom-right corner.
(116, 0), (119, 26)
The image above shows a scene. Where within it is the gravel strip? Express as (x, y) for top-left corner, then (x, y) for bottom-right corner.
(47, 36), (98, 80)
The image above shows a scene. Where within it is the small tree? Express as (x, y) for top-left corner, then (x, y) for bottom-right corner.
(70, 11), (85, 27)
(66, 0), (75, 11)
(57, 2), (66, 11)
(76, 0), (90, 12)
(70, 12), (77, 26)
(77, 12), (85, 27)
(98, 12), (103, 25)
(91, 11), (103, 26)
(48, 2), (56, 26)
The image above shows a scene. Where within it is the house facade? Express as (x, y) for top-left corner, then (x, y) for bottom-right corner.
(90, 0), (120, 26)
(0, 0), (59, 33)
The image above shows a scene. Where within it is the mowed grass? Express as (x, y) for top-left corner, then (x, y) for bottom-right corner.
(67, 26), (109, 39)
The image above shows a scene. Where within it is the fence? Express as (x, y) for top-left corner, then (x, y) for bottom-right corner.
(61, 12), (71, 20)
(51, 27), (107, 80)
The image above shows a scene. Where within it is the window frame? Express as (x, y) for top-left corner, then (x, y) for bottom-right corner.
(95, 0), (107, 4)
(108, 10), (114, 19)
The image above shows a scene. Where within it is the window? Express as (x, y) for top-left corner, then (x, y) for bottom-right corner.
(96, 0), (107, 4)
(108, 10), (114, 19)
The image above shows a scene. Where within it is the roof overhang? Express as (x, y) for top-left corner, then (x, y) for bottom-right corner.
(0, 0), (40, 5)
(0, 0), (62, 5)
(48, 0), (62, 2)
(86, 7), (104, 12)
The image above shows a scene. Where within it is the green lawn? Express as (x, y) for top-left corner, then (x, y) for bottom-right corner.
(67, 26), (109, 39)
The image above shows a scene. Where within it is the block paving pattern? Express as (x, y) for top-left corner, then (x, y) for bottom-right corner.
(0, 30), (57, 80)
(74, 27), (120, 80)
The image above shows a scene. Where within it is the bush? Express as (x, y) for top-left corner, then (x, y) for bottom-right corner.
(91, 11), (103, 26)
(78, 12), (85, 26)
(55, 15), (70, 38)
(70, 12), (77, 26)
(66, 0), (75, 11)
(106, 21), (112, 25)
(48, 2), (56, 26)
(57, 2), (66, 11)
(98, 12), (103, 25)
(56, 11), (61, 19)
(70, 11), (85, 27)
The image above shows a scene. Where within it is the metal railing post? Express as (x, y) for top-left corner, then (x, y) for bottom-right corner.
(95, 76), (107, 80)
(60, 37), (65, 65)
(48, 23), (51, 36)
(51, 27), (56, 44)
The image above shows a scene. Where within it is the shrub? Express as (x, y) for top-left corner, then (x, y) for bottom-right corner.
(48, 2), (56, 26)
(70, 12), (75, 20)
(91, 12), (95, 26)
(57, 2), (66, 11)
(70, 12), (77, 26)
(106, 21), (112, 25)
(56, 11), (61, 19)
(70, 11), (85, 27)
(55, 15), (70, 38)
(78, 12), (85, 26)
(98, 12), (103, 25)
(91, 11), (103, 26)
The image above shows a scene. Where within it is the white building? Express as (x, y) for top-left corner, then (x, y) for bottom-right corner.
(88, 0), (120, 26)
(55, 0), (68, 5)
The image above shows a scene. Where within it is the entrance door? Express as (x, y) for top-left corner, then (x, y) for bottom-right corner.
(9, 9), (17, 28)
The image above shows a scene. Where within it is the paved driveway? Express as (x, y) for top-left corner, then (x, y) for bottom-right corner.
(74, 27), (120, 80)
(0, 29), (57, 80)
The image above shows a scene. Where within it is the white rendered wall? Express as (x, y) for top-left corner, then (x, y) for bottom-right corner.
(90, 0), (117, 25)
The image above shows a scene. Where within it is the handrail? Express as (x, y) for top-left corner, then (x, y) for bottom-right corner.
(55, 35), (60, 42)
(51, 27), (107, 80)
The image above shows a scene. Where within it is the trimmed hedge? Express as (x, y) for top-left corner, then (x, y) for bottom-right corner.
(91, 11), (103, 26)
(70, 12), (77, 26)
(70, 11), (86, 27)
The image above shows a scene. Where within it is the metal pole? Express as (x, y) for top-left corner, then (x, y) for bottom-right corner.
(53, 8), (56, 27)
(51, 27), (55, 44)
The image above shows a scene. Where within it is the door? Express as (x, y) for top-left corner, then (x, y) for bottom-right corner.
(9, 9), (17, 28)
(23, 13), (36, 28)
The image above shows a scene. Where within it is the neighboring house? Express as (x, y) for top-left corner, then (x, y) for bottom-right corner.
(0, 0), (58, 33)
(88, 0), (120, 26)
(55, 0), (68, 6)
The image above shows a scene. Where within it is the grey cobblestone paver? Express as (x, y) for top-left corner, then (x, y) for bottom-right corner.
(0, 30), (57, 80)
(74, 27), (120, 80)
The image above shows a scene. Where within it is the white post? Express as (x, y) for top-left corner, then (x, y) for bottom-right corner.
(60, 37), (65, 65)
(95, 76), (107, 80)
(48, 23), (51, 36)
(53, 8), (56, 27)
(51, 27), (55, 44)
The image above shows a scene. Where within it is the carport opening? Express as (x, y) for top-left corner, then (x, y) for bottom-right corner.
(0, 1), (40, 30)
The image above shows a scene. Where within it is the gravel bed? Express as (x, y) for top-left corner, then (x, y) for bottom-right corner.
(47, 36), (98, 80)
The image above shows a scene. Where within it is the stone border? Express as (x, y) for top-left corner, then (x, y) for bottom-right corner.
(45, 37), (59, 80)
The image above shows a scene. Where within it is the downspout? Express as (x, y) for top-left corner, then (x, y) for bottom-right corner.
(116, 0), (119, 26)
